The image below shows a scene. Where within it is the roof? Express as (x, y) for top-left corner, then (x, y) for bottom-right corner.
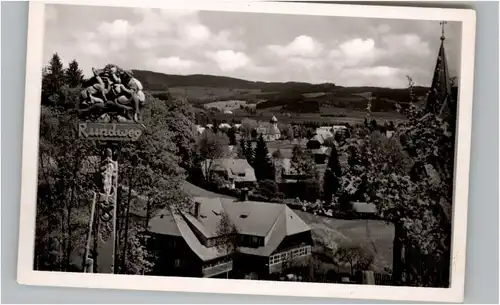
(149, 209), (181, 237)
(315, 128), (334, 142)
(149, 197), (311, 260)
(427, 36), (452, 115)
(256, 122), (280, 135)
(201, 158), (257, 182)
(352, 202), (377, 214)
(309, 134), (325, 145)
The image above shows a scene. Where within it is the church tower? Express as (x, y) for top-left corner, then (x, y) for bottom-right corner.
(270, 115), (278, 129)
(426, 21), (454, 118)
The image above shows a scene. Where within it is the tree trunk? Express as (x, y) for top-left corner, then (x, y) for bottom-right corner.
(121, 167), (135, 273)
(65, 157), (80, 270)
(92, 205), (99, 273)
(145, 198), (152, 233)
(114, 185), (122, 272)
(392, 221), (404, 285)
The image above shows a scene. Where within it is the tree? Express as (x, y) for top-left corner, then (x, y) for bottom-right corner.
(334, 245), (374, 276)
(323, 136), (336, 148)
(281, 124), (294, 142)
(291, 145), (316, 177)
(256, 179), (280, 200)
(340, 102), (453, 287)
(196, 130), (229, 179)
(370, 119), (378, 132)
(323, 144), (341, 204)
(64, 59), (84, 88)
(35, 70), (187, 275)
(253, 135), (274, 181)
(241, 118), (258, 139)
(163, 96), (197, 169)
(227, 126), (237, 146)
(244, 139), (255, 165)
(41, 53), (65, 106)
(235, 137), (246, 159)
(215, 212), (239, 278)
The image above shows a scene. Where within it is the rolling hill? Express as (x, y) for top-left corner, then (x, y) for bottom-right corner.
(132, 69), (429, 115)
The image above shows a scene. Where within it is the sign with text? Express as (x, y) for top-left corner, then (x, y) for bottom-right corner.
(78, 122), (145, 141)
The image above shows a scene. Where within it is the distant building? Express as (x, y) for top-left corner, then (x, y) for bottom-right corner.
(351, 202), (378, 219)
(201, 158), (257, 189)
(316, 127), (334, 141)
(196, 125), (206, 135)
(306, 134), (330, 165)
(256, 116), (281, 142)
(147, 195), (313, 279)
(218, 123), (231, 131)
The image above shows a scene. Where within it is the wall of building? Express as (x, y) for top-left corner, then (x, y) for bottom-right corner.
(147, 234), (203, 278)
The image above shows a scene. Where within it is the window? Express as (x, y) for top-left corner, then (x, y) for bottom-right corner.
(251, 236), (259, 245)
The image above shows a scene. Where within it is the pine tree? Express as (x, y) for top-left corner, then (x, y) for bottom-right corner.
(64, 59), (84, 88)
(236, 137), (246, 159)
(323, 144), (341, 203)
(227, 127), (237, 146)
(244, 139), (254, 165)
(253, 135), (274, 180)
(41, 53), (65, 105)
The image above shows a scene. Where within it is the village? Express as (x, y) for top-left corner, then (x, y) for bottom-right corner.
(146, 111), (396, 283)
(33, 8), (456, 289)
(140, 28), (455, 285)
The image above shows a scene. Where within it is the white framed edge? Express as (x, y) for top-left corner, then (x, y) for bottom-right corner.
(16, 1), (477, 303)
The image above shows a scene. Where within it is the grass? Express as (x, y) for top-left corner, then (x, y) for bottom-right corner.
(295, 210), (394, 272)
(167, 87), (263, 102)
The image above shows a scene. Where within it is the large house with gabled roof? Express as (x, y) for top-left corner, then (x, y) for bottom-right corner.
(147, 192), (313, 279)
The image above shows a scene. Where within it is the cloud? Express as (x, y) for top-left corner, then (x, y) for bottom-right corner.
(381, 34), (431, 57)
(339, 38), (375, 56)
(267, 35), (323, 57)
(156, 56), (195, 70)
(179, 23), (211, 45)
(328, 38), (381, 68)
(97, 19), (131, 38)
(43, 4), (461, 87)
(206, 50), (251, 72)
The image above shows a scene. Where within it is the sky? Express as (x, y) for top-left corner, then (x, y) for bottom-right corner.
(43, 4), (462, 88)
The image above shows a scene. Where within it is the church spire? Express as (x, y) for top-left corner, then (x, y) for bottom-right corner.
(440, 21), (447, 41)
(426, 21), (452, 116)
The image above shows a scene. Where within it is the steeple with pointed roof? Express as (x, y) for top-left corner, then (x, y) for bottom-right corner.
(426, 21), (453, 117)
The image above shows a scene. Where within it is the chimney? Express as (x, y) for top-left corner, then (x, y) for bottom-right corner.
(240, 188), (249, 202)
(194, 201), (201, 219)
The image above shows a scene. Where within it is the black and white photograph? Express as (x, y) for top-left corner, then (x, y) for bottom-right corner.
(17, 1), (476, 302)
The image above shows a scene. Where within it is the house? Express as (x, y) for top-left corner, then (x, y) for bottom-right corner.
(306, 135), (330, 164)
(196, 125), (206, 135)
(201, 158), (257, 189)
(315, 127), (334, 142)
(147, 193), (313, 279)
(351, 202), (378, 218)
(218, 123), (231, 130)
(256, 116), (281, 142)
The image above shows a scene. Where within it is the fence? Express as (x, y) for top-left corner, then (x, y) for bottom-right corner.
(374, 273), (392, 285)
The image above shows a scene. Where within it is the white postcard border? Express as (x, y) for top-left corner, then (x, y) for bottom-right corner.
(17, 1), (476, 303)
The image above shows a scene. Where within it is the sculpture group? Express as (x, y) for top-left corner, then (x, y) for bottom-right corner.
(79, 64), (146, 123)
